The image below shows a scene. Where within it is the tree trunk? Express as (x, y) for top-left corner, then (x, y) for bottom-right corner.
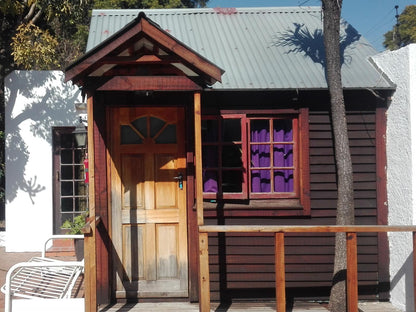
(321, 1), (355, 311)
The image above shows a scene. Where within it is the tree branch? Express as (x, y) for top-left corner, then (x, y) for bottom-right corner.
(23, 3), (37, 23)
(31, 8), (43, 25)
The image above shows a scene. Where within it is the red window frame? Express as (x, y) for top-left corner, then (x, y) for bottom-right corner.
(201, 108), (310, 213)
(248, 115), (299, 199)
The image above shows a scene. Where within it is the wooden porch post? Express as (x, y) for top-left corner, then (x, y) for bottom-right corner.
(194, 91), (204, 226)
(195, 92), (210, 311)
(275, 233), (286, 312)
(85, 94), (97, 312)
(347, 232), (358, 312)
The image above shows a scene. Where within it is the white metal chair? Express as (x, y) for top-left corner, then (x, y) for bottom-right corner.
(1, 235), (85, 312)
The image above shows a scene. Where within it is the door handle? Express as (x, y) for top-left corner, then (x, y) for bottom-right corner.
(174, 173), (183, 190)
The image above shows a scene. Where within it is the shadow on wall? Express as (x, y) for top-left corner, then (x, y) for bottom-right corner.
(5, 71), (80, 204)
(273, 20), (362, 74)
(390, 252), (415, 312)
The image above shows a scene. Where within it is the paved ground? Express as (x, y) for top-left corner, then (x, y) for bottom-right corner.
(0, 233), (40, 312)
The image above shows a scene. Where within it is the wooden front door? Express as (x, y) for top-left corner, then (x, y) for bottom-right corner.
(109, 106), (188, 298)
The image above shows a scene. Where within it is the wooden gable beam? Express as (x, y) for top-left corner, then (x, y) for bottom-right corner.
(66, 13), (223, 87)
(96, 76), (202, 91)
(65, 22), (144, 84)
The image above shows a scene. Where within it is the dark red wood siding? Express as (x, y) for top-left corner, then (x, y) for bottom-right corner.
(199, 91), (389, 301)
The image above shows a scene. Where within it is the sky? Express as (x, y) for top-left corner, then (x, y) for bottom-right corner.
(206, 0), (416, 52)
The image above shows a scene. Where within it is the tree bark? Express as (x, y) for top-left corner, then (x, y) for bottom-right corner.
(321, 1), (355, 311)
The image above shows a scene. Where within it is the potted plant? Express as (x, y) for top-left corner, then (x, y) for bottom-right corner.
(61, 212), (88, 260)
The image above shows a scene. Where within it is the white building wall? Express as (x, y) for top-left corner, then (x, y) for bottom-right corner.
(4, 71), (82, 252)
(373, 44), (416, 312)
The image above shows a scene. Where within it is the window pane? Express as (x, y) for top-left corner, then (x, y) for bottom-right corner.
(61, 166), (73, 180)
(222, 119), (241, 142)
(251, 120), (270, 142)
(131, 117), (147, 137)
(74, 150), (84, 163)
(274, 170), (294, 192)
(222, 145), (242, 167)
(203, 170), (218, 192)
(61, 133), (73, 148)
(61, 213), (73, 224)
(61, 182), (73, 196)
(61, 150), (73, 164)
(74, 181), (86, 196)
(75, 198), (88, 211)
(274, 144), (293, 167)
(203, 146), (218, 168)
(251, 144), (270, 167)
(155, 124), (176, 144)
(222, 170), (242, 192)
(202, 119), (218, 142)
(251, 169), (271, 193)
(61, 198), (73, 212)
(121, 125), (142, 144)
(150, 117), (165, 138)
(74, 164), (84, 180)
(274, 119), (293, 142)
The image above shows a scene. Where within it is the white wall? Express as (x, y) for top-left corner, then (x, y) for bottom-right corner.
(4, 71), (82, 252)
(373, 44), (416, 312)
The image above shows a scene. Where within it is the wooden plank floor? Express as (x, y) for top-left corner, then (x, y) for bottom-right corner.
(99, 301), (403, 312)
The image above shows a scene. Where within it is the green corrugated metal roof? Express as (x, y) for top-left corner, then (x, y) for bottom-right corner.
(86, 7), (394, 90)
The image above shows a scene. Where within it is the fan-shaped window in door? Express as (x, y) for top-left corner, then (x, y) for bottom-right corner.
(121, 116), (176, 144)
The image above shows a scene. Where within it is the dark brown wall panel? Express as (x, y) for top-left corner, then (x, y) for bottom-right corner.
(203, 100), (382, 301)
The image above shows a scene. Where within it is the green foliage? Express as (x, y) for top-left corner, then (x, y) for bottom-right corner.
(11, 23), (60, 70)
(384, 5), (416, 50)
(61, 212), (88, 234)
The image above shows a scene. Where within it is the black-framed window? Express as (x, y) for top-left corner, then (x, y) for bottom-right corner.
(52, 127), (88, 234)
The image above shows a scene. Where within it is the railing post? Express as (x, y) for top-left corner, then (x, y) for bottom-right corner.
(275, 232), (286, 312)
(199, 232), (210, 312)
(347, 232), (358, 312)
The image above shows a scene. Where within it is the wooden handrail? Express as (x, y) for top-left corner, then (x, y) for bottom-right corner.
(199, 225), (416, 233)
(198, 225), (416, 312)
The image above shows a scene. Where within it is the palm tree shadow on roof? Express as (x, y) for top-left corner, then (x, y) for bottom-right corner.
(272, 21), (363, 77)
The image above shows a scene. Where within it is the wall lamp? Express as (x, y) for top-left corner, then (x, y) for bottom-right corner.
(73, 116), (88, 148)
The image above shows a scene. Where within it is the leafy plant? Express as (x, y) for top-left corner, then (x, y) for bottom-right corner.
(61, 211), (88, 234)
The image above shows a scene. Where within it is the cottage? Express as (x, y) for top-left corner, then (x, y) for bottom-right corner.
(63, 6), (396, 308)
(6, 6), (403, 311)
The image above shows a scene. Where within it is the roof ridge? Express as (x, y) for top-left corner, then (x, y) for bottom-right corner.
(91, 6), (322, 15)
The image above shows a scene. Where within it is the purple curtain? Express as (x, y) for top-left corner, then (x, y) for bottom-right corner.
(251, 120), (293, 193)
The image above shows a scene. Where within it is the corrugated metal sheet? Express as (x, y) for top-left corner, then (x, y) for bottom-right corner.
(86, 7), (394, 90)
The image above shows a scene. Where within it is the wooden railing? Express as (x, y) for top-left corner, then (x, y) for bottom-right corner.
(198, 225), (416, 312)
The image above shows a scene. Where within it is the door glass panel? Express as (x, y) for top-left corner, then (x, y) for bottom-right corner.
(155, 124), (176, 144)
(121, 125), (142, 144)
(131, 117), (147, 138)
(150, 117), (166, 138)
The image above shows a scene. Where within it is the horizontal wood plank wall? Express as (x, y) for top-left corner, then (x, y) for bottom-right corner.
(204, 107), (379, 301)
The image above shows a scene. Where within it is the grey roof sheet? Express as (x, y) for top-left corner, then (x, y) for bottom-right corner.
(86, 7), (394, 90)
